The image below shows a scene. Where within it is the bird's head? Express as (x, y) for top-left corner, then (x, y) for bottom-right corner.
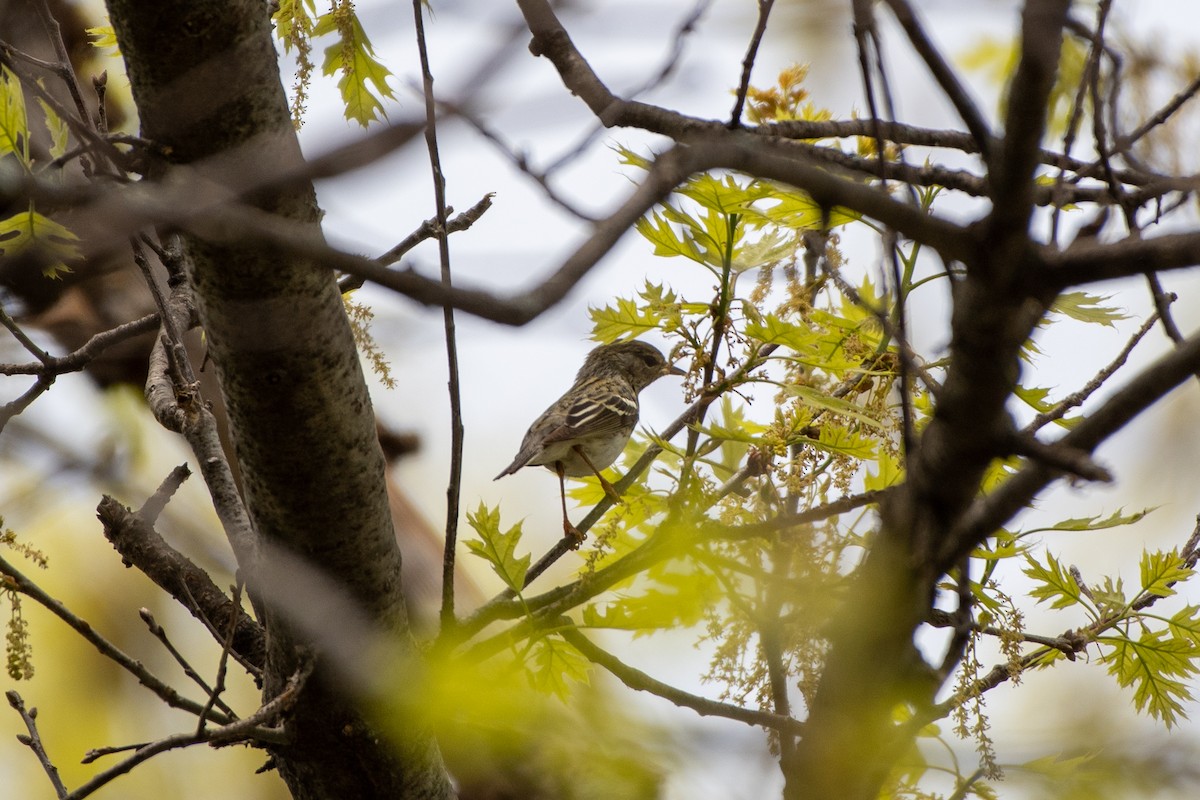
(578, 340), (685, 391)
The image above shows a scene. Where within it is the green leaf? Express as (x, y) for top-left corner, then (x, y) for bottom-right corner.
(864, 447), (904, 491)
(86, 26), (120, 52)
(675, 173), (772, 216)
(588, 296), (662, 343)
(613, 144), (652, 170)
(1140, 548), (1193, 600)
(528, 634), (591, 700)
(1032, 506), (1157, 534)
(465, 502), (530, 594)
(745, 314), (820, 355)
(274, 0), (317, 51)
(582, 569), (719, 635)
(751, 183), (860, 230)
(1168, 605), (1200, 646)
(805, 424), (877, 459)
(971, 530), (1031, 561)
(733, 228), (794, 272)
(35, 95), (68, 160)
(634, 210), (706, 263)
(1050, 291), (1128, 327)
(1013, 384), (1054, 413)
(317, 10), (396, 127)
(0, 204), (82, 277)
(782, 384), (884, 429)
(1103, 627), (1197, 727)
(1022, 551), (1085, 610)
(0, 65), (30, 165)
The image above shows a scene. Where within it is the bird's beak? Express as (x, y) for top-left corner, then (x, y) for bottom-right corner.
(666, 363), (686, 377)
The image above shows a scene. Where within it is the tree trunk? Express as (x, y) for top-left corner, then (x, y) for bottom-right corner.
(102, 1), (455, 796)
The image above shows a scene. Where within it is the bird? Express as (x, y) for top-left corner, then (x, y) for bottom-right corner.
(495, 340), (684, 543)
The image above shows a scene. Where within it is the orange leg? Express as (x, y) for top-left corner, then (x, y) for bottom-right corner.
(571, 445), (623, 504)
(555, 461), (584, 547)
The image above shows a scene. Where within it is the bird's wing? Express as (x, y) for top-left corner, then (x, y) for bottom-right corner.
(542, 383), (638, 444)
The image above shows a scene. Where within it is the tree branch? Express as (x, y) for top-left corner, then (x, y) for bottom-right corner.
(559, 624), (805, 735)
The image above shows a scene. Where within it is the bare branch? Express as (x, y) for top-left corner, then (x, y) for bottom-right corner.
(559, 624), (805, 734)
(0, 553), (235, 723)
(97, 495), (265, 674)
(6, 691), (68, 799)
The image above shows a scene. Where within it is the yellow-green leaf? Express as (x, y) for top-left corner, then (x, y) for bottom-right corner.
(589, 297), (661, 343)
(1022, 551), (1085, 611)
(864, 446), (904, 491)
(465, 502), (530, 594)
(0, 205), (81, 277)
(1050, 291), (1128, 327)
(35, 96), (68, 160)
(0, 65), (30, 164)
(783, 384), (884, 429)
(528, 634), (591, 700)
(86, 26), (120, 53)
(1103, 627), (1197, 727)
(1140, 548), (1193, 600)
(318, 11), (395, 127)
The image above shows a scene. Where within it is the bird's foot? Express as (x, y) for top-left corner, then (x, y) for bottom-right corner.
(597, 475), (625, 505)
(563, 521), (586, 549)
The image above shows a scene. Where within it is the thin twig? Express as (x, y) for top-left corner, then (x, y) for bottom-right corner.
(138, 609), (238, 720)
(728, 0), (775, 128)
(97, 495), (265, 676)
(0, 313), (160, 377)
(197, 581), (243, 734)
(65, 663), (308, 800)
(6, 691), (68, 799)
(880, 0), (994, 162)
(411, 0), (466, 632)
(0, 554), (234, 724)
(1022, 310), (1159, 434)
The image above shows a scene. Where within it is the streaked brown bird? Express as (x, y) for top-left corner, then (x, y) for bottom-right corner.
(495, 340), (684, 542)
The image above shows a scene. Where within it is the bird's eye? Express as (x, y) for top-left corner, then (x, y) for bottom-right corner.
(639, 353), (660, 367)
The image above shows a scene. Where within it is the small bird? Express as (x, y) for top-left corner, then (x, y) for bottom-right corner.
(495, 340), (684, 543)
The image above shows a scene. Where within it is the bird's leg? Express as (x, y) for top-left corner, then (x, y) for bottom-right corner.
(571, 445), (624, 504)
(555, 461), (584, 548)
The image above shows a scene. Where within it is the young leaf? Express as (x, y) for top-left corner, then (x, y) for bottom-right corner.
(0, 65), (30, 164)
(1022, 551), (1085, 611)
(465, 502), (530, 594)
(582, 570), (719, 636)
(745, 314), (821, 357)
(274, 0), (317, 51)
(634, 210), (705, 263)
(806, 424), (877, 460)
(589, 297), (662, 343)
(782, 384), (884, 430)
(1025, 506), (1157, 535)
(675, 173), (771, 216)
(528, 634), (592, 700)
(35, 96), (69, 160)
(1050, 291), (1128, 327)
(0, 205), (82, 277)
(86, 26), (120, 52)
(864, 447), (904, 492)
(1168, 605), (1200, 646)
(1139, 548), (1193, 600)
(1103, 627), (1197, 727)
(316, 8), (396, 127)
